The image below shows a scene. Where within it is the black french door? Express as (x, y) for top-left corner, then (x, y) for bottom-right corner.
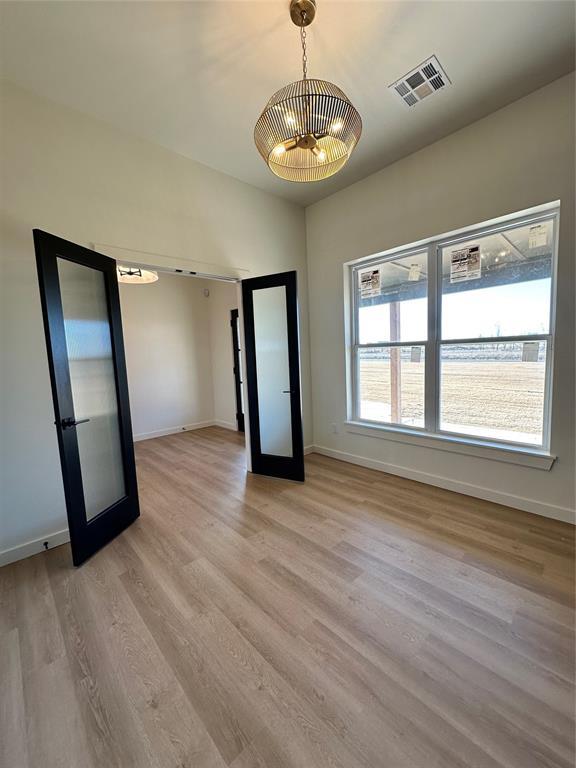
(242, 271), (304, 482)
(34, 230), (139, 566)
(230, 309), (245, 432)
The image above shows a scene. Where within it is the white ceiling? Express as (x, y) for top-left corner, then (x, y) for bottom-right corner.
(1, 1), (574, 206)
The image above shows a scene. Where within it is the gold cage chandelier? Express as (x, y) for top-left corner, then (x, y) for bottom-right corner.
(254, 0), (362, 183)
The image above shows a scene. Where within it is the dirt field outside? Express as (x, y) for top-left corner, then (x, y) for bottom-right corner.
(359, 359), (545, 442)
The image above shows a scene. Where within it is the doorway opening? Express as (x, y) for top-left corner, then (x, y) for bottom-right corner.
(117, 266), (245, 449)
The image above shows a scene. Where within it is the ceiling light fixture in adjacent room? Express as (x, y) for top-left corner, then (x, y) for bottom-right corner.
(254, 0), (362, 182)
(117, 266), (158, 284)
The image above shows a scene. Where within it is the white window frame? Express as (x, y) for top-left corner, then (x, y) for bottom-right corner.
(347, 205), (559, 460)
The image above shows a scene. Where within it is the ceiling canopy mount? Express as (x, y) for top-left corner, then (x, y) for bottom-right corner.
(289, 0), (316, 26)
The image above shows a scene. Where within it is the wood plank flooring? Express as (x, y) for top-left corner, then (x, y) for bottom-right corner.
(1, 426), (574, 768)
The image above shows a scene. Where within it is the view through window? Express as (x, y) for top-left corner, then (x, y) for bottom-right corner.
(352, 211), (556, 449)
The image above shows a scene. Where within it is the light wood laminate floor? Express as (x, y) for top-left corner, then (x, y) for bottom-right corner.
(1, 427), (574, 768)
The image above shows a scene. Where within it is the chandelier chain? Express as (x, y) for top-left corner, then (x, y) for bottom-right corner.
(300, 11), (308, 79)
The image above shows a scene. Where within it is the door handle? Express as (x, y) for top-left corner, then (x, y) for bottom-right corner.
(59, 417), (91, 429)
(282, 390), (294, 394)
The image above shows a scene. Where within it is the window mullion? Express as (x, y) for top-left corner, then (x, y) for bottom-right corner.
(424, 242), (439, 432)
(350, 268), (359, 422)
(351, 345), (358, 421)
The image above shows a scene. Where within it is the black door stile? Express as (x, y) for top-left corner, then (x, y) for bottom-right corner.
(230, 309), (245, 433)
(34, 229), (139, 566)
(242, 271), (304, 482)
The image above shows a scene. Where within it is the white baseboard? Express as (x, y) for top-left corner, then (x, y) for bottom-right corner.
(0, 529), (70, 568)
(309, 445), (575, 524)
(8, 438), (568, 570)
(133, 421), (216, 441)
(212, 420), (238, 431)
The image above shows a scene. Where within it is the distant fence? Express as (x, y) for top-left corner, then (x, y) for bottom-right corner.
(360, 342), (546, 363)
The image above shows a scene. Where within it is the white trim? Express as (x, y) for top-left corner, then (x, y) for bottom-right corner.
(91, 241), (248, 282)
(308, 445), (574, 524)
(425, 243), (438, 433)
(346, 203), (560, 456)
(212, 420), (238, 431)
(133, 421), (216, 441)
(344, 421), (555, 470)
(0, 529), (70, 568)
(134, 420), (244, 440)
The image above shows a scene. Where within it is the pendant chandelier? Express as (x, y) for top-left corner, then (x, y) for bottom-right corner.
(254, 0), (362, 183)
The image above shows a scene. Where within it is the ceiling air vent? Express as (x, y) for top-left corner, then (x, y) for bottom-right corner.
(389, 55), (451, 107)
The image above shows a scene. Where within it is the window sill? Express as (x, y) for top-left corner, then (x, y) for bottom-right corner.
(344, 421), (556, 470)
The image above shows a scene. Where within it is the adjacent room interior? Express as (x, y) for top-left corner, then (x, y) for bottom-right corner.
(0, 1), (574, 767)
(118, 268), (243, 441)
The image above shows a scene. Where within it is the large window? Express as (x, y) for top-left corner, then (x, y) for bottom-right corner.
(350, 209), (557, 450)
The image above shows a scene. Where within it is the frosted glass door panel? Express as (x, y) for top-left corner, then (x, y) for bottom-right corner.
(252, 286), (292, 457)
(57, 258), (126, 520)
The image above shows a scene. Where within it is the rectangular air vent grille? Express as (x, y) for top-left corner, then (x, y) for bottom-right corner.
(389, 55), (451, 107)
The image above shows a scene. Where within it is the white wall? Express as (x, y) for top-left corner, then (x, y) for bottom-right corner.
(306, 73), (575, 523)
(119, 274), (216, 440)
(0, 81), (310, 563)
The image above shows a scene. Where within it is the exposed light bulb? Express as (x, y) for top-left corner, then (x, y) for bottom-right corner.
(495, 257), (500, 263)
(285, 114), (297, 126)
(331, 119), (344, 132)
(311, 145), (327, 163)
(499, 250), (508, 257)
(273, 144), (286, 156)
